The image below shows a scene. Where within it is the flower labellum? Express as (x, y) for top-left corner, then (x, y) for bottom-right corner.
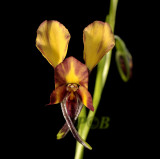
(36, 20), (115, 150)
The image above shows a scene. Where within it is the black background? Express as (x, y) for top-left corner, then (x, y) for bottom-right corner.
(4, 0), (149, 158)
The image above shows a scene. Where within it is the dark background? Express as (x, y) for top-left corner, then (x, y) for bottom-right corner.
(5, 0), (149, 158)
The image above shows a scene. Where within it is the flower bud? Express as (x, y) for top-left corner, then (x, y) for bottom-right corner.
(117, 53), (133, 81)
(115, 35), (133, 82)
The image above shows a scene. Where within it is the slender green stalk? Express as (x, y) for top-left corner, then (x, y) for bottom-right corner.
(74, 0), (118, 158)
(75, 107), (86, 159)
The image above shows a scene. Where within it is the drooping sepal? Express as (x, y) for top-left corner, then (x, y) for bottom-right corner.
(57, 122), (70, 140)
(57, 94), (83, 140)
(36, 20), (70, 68)
(83, 21), (115, 71)
(60, 95), (92, 150)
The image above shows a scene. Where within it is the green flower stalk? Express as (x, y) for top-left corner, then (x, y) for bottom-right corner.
(74, 0), (119, 158)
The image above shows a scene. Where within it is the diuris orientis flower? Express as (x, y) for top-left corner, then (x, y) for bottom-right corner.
(36, 20), (115, 150)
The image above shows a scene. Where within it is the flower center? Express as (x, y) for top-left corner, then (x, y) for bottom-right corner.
(66, 83), (79, 92)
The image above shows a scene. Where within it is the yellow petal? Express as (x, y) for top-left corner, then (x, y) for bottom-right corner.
(36, 20), (70, 68)
(83, 21), (115, 71)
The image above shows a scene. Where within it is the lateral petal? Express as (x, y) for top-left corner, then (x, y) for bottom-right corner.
(83, 21), (115, 71)
(36, 20), (70, 68)
(49, 85), (67, 104)
(77, 86), (94, 111)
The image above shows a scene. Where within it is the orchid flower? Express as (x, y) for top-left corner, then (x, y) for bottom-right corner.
(36, 20), (115, 150)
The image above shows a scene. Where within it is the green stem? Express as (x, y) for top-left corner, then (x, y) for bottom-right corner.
(75, 106), (86, 159)
(74, 0), (118, 158)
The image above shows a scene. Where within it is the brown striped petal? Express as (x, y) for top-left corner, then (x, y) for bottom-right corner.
(49, 85), (67, 104)
(54, 56), (89, 89)
(77, 86), (94, 111)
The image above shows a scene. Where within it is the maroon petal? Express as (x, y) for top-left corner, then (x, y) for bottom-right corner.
(77, 86), (94, 111)
(49, 85), (67, 104)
